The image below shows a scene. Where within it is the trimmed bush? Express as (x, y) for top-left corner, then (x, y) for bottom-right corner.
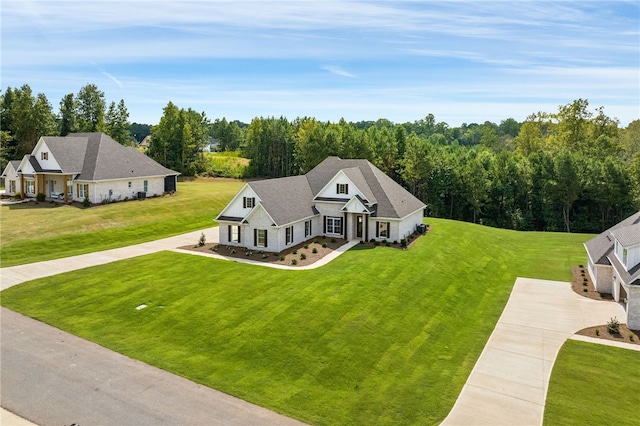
(312, 248), (318, 254)
(36, 192), (46, 202)
(291, 259), (298, 265)
(300, 253), (306, 260)
(82, 197), (90, 207)
(607, 317), (620, 334)
(292, 249), (298, 255)
(322, 243), (327, 248)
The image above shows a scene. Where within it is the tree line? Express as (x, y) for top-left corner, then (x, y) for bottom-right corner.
(2, 83), (638, 233)
(1, 84), (145, 169)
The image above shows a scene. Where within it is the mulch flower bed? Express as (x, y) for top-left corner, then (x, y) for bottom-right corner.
(571, 264), (639, 344)
(181, 228), (429, 267)
(570, 265), (613, 301)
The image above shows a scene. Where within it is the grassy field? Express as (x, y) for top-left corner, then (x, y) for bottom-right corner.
(544, 340), (640, 425)
(0, 179), (243, 267)
(204, 151), (250, 178)
(1, 218), (591, 425)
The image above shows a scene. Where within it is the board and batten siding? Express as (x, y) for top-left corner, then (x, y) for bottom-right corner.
(221, 186), (260, 218)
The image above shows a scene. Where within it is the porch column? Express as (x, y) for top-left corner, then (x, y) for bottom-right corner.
(343, 212), (348, 239)
(20, 174), (24, 195)
(365, 216), (369, 241)
(63, 175), (68, 203)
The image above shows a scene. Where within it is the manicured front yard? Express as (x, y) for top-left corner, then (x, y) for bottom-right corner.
(0, 179), (243, 267)
(544, 340), (640, 425)
(1, 219), (590, 425)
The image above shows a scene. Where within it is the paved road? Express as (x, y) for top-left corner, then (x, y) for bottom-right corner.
(441, 277), (627, 426)
(1, 307), (304, 426)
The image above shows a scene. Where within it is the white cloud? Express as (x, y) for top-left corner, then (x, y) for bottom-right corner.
(321, 65), (357, 78)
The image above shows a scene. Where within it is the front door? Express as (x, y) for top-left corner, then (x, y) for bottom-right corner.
(356, 215), (363, 239)
(49, 179), (55, 196)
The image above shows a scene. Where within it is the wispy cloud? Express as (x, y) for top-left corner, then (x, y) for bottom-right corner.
(321, 65), (357, 78)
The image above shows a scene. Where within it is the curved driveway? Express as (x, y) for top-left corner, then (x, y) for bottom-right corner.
(441, 277), (627, 426)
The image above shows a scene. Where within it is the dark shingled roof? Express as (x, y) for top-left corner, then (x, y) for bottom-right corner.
(43, 133), (178, 180)
(248, 175), (316, 226)
(307, 157), (425, 219)
(585, 211), (640, 266)
(244, 156), (425, 226)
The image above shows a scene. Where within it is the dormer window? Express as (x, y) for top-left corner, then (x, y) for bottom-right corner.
(243, 197), (255, 208)
(337, 183), (349, 194)
(623, 248), (628, 266)
(41, 152), (49, 160)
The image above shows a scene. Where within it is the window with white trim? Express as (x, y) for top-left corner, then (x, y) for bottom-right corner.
(378, 221), (389, 238)
(305, 220), (312, 237)
(9, 180), (16, 193)
(337, 183), (348, 194)
(26, 181), (35, 194)
(78, 183), (89, 199)
(256, 229), (267, 247)
(143, 180), (148, 192)
(286, 226), (294, 245)
(326, 217), (342, 234)
(243, 196), (255, 208)
(230, 225), (240, 243)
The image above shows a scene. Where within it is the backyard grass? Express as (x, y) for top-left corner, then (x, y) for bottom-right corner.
(0, 178), (243, 267)
(544, 340), (640, 425)
(1, 219), (591, 425)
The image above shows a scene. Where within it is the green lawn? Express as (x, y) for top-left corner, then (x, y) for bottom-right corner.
(544, 340), (640, 425)
(0, 179), (243, 267)
(1, 219), (591, 425)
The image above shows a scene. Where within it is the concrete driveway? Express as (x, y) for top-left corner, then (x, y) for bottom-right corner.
(441, 277), (626, 426)
(1, 227), (219, 290)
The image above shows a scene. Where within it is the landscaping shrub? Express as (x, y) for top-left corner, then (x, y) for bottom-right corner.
(312, 248), (318, 254)
(197, 232), (206, 247)
(595, 328), (600, 336)
(279, 255), (285, 261)
(304, 244), (309, 249)
(292, 249), (297, 255)
(36, 192), (46, 202)
(401, 238), (407, 248)
(607, 317), (620, 334)
(291, 259), (297, 265)
(300, 253), (306, 260)
(322, 243), (327, 248)
(14, 192), (22, 200)
(82, 197), (90, 207)
(331, 238), (336, 243)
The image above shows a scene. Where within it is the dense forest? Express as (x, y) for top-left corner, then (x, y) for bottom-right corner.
(2, 84), (638, 233)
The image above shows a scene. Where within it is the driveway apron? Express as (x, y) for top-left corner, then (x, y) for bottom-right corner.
(441, 277), (625, 426)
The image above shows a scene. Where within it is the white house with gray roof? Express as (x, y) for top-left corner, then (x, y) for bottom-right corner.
(1, 133), (179, 204)
(584, 211), (640, 329)
(216, 156), (426, 254)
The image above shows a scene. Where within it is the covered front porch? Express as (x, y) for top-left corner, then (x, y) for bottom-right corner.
(22, 173), (76, 203)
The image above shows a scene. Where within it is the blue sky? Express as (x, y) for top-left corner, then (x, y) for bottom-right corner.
(2, 1), (639, 126)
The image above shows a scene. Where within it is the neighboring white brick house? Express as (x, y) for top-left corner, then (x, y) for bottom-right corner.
(217, 156), (426, 254)
(585, 211), (640, 330)
(1, 133), (179, 204)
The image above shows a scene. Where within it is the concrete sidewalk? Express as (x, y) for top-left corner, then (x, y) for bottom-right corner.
(0, 227), (219, 290)
(441, 277), (626, 426)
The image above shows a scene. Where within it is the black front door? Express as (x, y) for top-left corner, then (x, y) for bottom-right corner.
(356, 215), (363, 238)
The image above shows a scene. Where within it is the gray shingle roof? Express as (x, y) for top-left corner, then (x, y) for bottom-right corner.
(307, 157), (425, 218)
(585, 211), (640, 265)
(248, 175), (316, 226)
(610, 225), (640, 248)
(45, 133), (178, 180)
(246, 156), (425, 226)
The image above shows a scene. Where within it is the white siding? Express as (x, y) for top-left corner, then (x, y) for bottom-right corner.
(399, 209), (424, 240)
(85, 177), (164, 203)
(33, 141), (62, 171)
(315, 171), (366, 200)
(626, 285), (640, 330)
(219, 185), (260, 219)
(245, 207), (276, 251)
(2, 164), (20, 195)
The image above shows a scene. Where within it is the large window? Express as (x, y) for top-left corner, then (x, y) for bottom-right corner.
(229, 225), (240, 243)
(377, 221), (389, 238)
(243, 197), (255, 208)
(336, 183), (349, 194)
(9, 180), (16, 193)
(326, 217), (342, 234)
(78, 183), (89, 199)
(26, 181), (35, 194)
(256, 229), (267, 247)
(286, 226), (294, 245)
(143, 180), (148, 193)
(305, 220), (312, 237)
